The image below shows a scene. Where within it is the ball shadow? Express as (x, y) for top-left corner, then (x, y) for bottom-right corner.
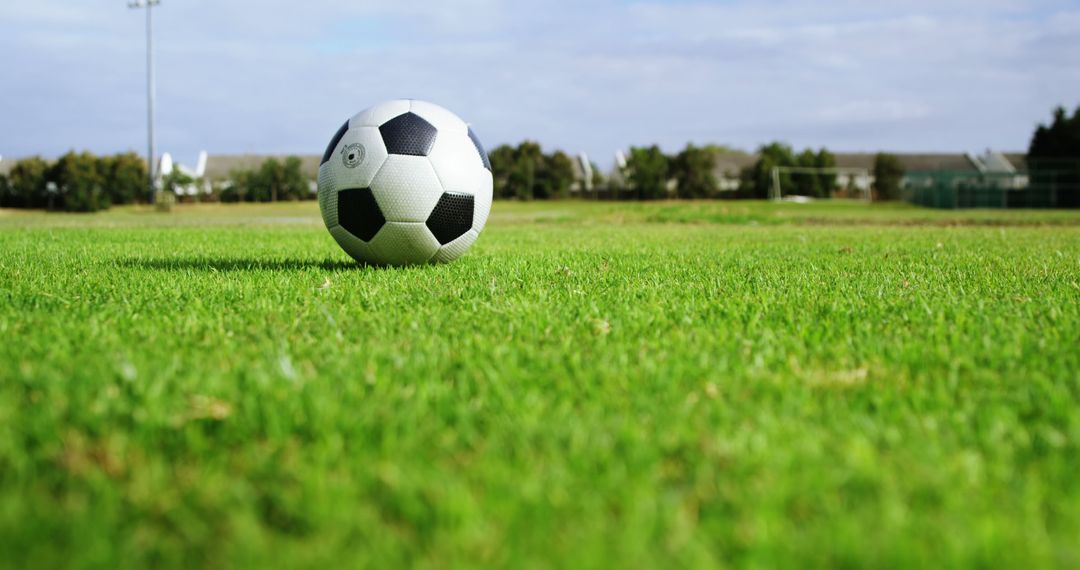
(117, 257), (370, 273)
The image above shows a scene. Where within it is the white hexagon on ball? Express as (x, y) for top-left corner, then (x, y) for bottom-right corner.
(317, 99), (493, 266)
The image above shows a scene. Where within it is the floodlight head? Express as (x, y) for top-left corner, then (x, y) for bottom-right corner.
(127, 1), (144, 7)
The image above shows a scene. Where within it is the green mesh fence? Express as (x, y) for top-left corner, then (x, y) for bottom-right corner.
(904, 160), (1080, 209)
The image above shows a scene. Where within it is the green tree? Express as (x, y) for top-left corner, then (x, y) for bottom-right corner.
(488, 144), (516, 199)
(815, 148), (838, 196)
(222, 157), (310, 202)
(162, 168), (195, 198)
(256, 158), (283, 202)
(740, 142), (796, 199)
(1028, 105), (1080, 207)
(102, 152), (148, 205)
(787, 148), (836, 198)
(509, 142), (543, 200)
(281, 156), (311, 200)
(229, 165), (256, 201)
(221, 170), (249, 203)
(51, 151), (108, 212)
(671, 144), (718, 199)
(626, 145), (670, 200)
(539, 150), (576, 199)
(1029, 106), (1080, 158)
(873, 153), (905, 201)
(0, 173), (10, 208)
(794, 149), (823, 197)
(9, 157), (51, 208)
(490, 144), (602, 200)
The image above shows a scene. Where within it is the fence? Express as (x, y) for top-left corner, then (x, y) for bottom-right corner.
(904, 160), (1080, 209)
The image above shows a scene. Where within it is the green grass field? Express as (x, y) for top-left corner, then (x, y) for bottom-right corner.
(2, 200), (1079, 568)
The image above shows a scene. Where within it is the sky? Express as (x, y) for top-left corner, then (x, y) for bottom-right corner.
(1, 0), (1079, 168)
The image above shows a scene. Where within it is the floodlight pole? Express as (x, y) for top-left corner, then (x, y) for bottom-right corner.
(129, 0), (161, 204)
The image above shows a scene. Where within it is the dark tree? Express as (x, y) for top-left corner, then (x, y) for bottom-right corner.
(8, 157), (50, 209)
(1028, 105), (1080, 207)
(671, 144), (718, 199)
(0, 173), (10, 208)
(488, 144), (516, 199)
(539, 150), (576, 199)
(794, 148), (823, 197)
(221, 157), (310, 202)
(489, 143), (582, 200)
(789, 148), (838, 198)
(257, 158), (283, 202)
(221, 169), (249, 203)
(626, 145), (670, 200)
(1029, 106), (1080, 159)
(51, 151), (108, 212)
(510, 141), (543, 200)
(873, 153), (905, 201)
(281, 156), (311, 200)
(815, 148), (838, 196)
(739, 142), (796, 199)
(101, 152), (148, 205)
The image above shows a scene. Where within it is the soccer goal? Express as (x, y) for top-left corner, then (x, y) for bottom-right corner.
(769, 166), (872, 201)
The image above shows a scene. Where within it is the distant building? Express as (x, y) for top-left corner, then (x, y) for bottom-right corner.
(705, 151), (1025, 195)
(832, 153), (984, 193)
(202, 154), (322, 196)
(202, 154), (322, 182)
(2, 149), (1032, 202)
(710, 150), (757, 191)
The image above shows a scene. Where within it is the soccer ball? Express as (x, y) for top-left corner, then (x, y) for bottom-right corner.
(317, 99), (493, 265)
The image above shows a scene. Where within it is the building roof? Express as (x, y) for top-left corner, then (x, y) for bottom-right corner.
(2, 150), (1030, 182)
(712, 150), (757, 176)
(1001, 152), (1028, 172)
(832, 153), (980, 172)
(203, 154), (322, 181)
(704, 151), (987, 179)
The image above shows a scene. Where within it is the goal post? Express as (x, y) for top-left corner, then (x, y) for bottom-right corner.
(769, 166), (871, 201)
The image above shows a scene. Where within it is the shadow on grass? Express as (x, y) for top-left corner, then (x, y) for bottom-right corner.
(117, 257), (365, 272)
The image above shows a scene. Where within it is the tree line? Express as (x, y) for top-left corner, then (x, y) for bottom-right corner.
(159, 156), (314, 203)
(220, 157), (312, 203)
(0, 146), (909, 210)
(1028, 105), (1080, 208)
(488, 141), (737, 200)
(0, 152), (147, 212)
(0, 153), (314, 212)
(8, 106), (1073, 212)
(0, 146), (906, 211)
(488, 141), (906, 201)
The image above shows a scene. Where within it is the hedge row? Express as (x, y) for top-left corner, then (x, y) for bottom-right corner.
(1, 152), (147, 212)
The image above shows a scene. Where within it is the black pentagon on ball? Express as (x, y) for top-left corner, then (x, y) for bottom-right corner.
(321, 120), (350, 165)
(338, 187), (385, 242)
(426, 192), (474, 245)
(379, 112), (437, 156)
(468, 127), (491, 171)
